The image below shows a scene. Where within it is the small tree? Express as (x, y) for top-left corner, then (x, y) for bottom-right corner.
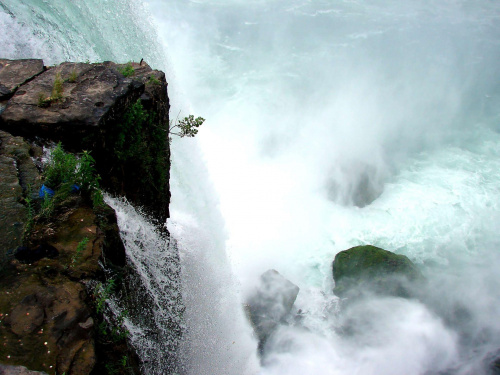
(169, 114), (205, 139)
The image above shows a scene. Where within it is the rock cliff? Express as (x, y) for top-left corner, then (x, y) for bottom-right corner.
(0, 59), (177, 375)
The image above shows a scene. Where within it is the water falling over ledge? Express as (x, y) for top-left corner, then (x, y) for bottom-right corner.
(105, 196), (184, 374)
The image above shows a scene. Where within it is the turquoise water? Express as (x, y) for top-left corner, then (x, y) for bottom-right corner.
(2, 0), (500, 374)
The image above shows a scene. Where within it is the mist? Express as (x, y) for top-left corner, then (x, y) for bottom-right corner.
(145, 0), (500, 374)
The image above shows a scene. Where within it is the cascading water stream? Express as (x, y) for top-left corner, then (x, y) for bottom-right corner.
(104, 196), (184, 375)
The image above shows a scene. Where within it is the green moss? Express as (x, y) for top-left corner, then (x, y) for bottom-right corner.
(147, 75), (161, 86)
(117, 62), (135, 77)
(332, 245), (422, 298)
(104, 99), (169, 217)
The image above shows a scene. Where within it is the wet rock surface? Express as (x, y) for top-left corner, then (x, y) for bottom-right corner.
(0, 131), (41, 271)
(14, 244), (59, 264)
(1, 61), (151, 147)
(326, 160), (385, 208)
(0, 59), (44, 101)
(332, 245), (422, 298)
(0, 195), (117, 374)
(0, 58), (174, 374)
(0, 59), (171, 227)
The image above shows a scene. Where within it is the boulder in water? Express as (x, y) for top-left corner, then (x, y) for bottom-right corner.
(245, 270), (299, 349)
(325, 160), (386, 208)
(332, 245), (422, 298)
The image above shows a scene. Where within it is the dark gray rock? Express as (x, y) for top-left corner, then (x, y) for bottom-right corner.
(0, 60), (171, 224)
(0, 59), (174, 373)
(0, 61), (157, 150)
(0, 59), (44, 100)
(246, 270), (299, 348)
(0, 131), (41, 270)
(14, 244), (59, 264)
(326, 160), (385, 208)
(482, 348), (500, 374)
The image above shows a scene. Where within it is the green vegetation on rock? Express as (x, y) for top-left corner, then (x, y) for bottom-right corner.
(68, 69), (78, 83)
(147, 75), (160, 86)
(37, 72), (64, 107)
(24, 144), (105, 241)
(332, 245), (422, 298)
(104, 99), (169, 220)
(169, 114), (205, 140)
(72, 237), (89, 264)
(43, 144), (102, 196)
(51, 72), (63, 100)
(117, 62), (135, 77)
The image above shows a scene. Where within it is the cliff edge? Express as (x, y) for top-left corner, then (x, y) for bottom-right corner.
(0, 59), (178, 375)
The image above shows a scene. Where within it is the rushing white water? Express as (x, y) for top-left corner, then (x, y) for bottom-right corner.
(147, 1), (500, 374)
(104, 196), (184, 375)
(3, 0), (500, 374)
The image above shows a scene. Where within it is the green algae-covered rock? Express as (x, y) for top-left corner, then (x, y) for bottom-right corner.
(332, 245), (422, 298)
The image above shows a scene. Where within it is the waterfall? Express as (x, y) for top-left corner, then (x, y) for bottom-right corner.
(105, 196), (184, 375)
(3, 0), (500, 374)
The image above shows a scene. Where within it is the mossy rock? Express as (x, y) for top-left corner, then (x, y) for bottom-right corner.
(332, 245), (422, 298)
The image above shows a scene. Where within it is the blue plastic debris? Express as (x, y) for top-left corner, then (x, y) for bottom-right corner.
(71, 184), (80, 192)
(39, 184), (55, 199)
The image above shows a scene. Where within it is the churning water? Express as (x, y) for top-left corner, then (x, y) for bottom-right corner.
(2, 0), (500, 374)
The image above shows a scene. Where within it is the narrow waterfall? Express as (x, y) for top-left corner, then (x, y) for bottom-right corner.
(105, 197), (184, 374)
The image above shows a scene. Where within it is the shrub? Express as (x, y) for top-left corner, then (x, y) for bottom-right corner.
(169, 114), (205, 139)
(37, 92), (51, 108)
(118, 62), (135, 77)
(24, 143), (106, 223)
(36, 73), (64, 107)
(44, 144), (101, 194)
(68, 69), (78, 83)
(147, 75), (160, 85)
(43, 144), (78, 190)
(78, 150), (101, 191)
(72, 237), (89, 264)
(95, 278), (116, 314)
(51, 72), (63, 101)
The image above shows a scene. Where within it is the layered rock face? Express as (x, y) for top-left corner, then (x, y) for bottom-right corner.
(0, 131), (41, 270)
(0, 59), (44, 100)
(0, 59), (175, 375)
(0, 59), (170, 224)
